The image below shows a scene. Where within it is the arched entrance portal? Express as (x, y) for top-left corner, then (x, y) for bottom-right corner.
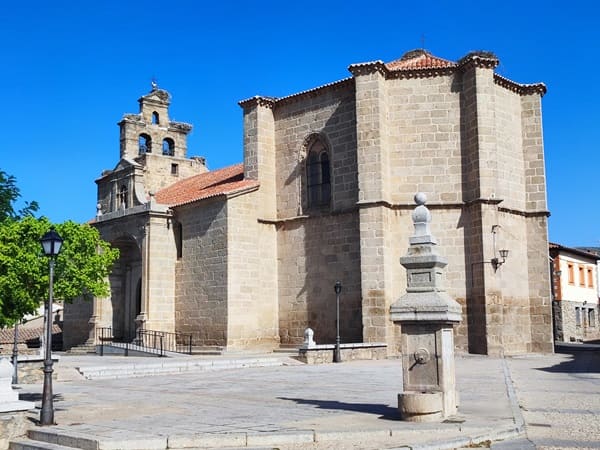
(109, 235), (142, 341)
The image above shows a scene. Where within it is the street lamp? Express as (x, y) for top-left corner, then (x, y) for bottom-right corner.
(12, 320), (20, 384)
(333, 281), (342, 363)
(40, 227), (63, 426)
(491, 249), (509, 271)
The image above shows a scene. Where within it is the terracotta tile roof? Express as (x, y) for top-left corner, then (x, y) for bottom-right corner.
(385, 49), (456, 71)
(549, 242), (600, 260)
(155, 163), (259, 207)
(0, 325), (61, 345)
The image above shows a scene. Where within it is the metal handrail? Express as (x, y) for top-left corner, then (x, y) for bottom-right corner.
(136, 329), (193, 354)
(97, 327), (192, 357)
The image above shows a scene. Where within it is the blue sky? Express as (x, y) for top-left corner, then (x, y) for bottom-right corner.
(1, 1), (598, 247)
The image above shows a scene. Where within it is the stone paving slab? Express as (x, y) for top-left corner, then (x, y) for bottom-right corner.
(13, 354), (523, 449)
(502, 352), (600, 450)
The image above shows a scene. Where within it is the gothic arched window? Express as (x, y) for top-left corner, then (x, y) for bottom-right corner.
(162, 138), (175, 156)
(306, 139), (331, 209)
(152, 111), (159, 125)
(139, 134), (152, 154)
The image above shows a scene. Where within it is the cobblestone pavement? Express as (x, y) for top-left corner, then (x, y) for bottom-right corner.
(500, 350), (600, 450)
(16, 354), (518, 449)
(12, 349), (600, 449)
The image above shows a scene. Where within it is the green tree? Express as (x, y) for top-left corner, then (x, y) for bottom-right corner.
(0, 170), (39, 220)
(0, 216), (119, 327)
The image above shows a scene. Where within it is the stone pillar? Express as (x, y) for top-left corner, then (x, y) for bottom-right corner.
(350, 65), (397, 351)
(239, 97), (276, 219)
(136, 222), (149, 335)
(390, 193), (462, 421)
(86, 312), (98, 346)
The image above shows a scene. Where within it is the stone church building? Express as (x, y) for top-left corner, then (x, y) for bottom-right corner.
(63, 49), (552, 356)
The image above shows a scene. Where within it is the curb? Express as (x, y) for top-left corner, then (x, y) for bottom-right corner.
(22, 424), (524, 449)
(500, 357), (525, 433)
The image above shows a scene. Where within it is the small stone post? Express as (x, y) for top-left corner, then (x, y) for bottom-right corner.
(390, 193), (462, 422)
(0, 358), (34, 412)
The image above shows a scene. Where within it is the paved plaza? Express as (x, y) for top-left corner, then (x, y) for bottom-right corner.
(10, 348), (600, 449)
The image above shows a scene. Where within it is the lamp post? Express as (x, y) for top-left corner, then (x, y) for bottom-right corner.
(40, 227), (63, 426)
(12, 321), (19, 384)
(333, 281), (342, 363)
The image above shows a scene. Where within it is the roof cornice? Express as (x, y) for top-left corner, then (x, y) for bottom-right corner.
(457, 52), (500, 71)
(387, 66), (457, 79)
(347, 61), (387, 77)
(273, 78), (354, 107)
(238, 96), (277, 110)
(239, 78), (354, 110)
(494, 74), (547, 97)
(240, 50), (547, 109)
(349, 59), (457, 80)
(549, 242), (600, 261)
(118, 113), (143, 126)
(168, 121), (193, 133)
(138, 88), (171, 105)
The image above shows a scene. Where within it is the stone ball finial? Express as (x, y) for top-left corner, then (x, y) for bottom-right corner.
(412, 193), (431, 227)
(410, 192), (435, 244)
(414, 192), (427, 206)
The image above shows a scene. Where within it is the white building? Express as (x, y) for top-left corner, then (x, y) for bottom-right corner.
(550, 243), (600, 342)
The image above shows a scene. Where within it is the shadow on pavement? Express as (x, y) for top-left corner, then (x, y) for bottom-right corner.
(535, 351), (600, 374)
(278, 397), (400, 420)
(18, 392), (65, 402)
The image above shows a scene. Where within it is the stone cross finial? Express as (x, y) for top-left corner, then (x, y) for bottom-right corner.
(410, 192), (437, 246)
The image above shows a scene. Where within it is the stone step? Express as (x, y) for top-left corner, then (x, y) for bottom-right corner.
(278, 343), (300, 349)
(11, 427), (166, 450)
(190, 345), (225, 355)
(190, 349), (222, 355)
(273, 346), (299, 354)
(28, 429), (99, 449)
(9, 439), (77, 450)
(76, 356), (300, 380)
(65, 345), (96, 355)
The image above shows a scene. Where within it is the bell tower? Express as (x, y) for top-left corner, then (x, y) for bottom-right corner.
(96, 84), (207, 216)
(118, 84), (192, 161)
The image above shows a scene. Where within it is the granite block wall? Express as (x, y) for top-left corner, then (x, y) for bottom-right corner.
(276, 212), (362, 345)
(175, 199), (228, 346)
(227, 190), (280, 349)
